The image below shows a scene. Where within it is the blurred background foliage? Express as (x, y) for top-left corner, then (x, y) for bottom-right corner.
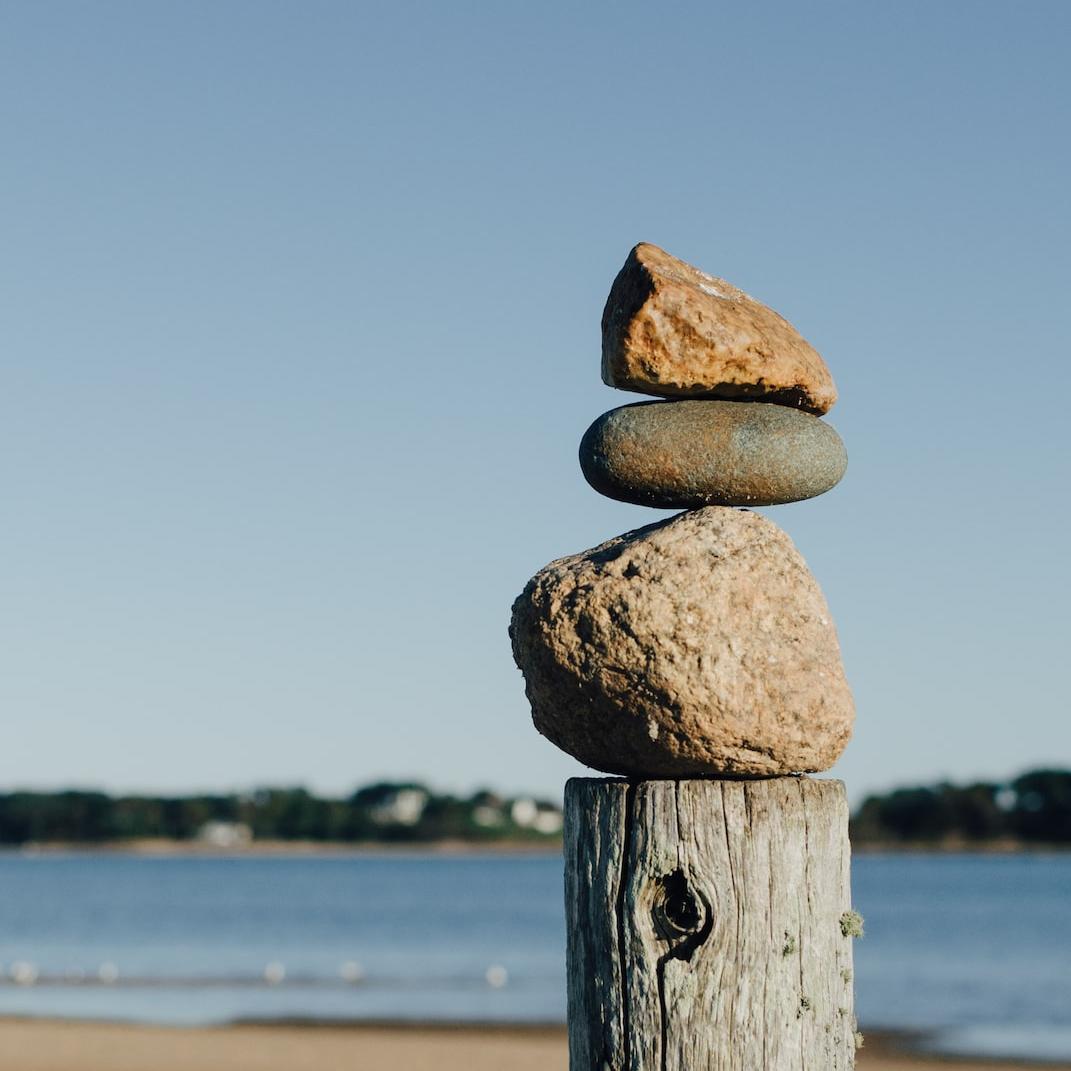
(1, 769), (1069, 846)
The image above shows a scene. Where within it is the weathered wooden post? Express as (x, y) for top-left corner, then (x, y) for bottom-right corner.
(564, 778), (856, 1069)
(510, 243), (859, 1068)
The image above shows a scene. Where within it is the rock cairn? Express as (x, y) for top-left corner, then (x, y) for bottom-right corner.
(511, 242), (853, 778)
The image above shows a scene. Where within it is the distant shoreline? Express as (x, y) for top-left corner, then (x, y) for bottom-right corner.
(0, 837), (564, 857)
(852, 839), (1071, 854)
(3, 837), (1071, 857)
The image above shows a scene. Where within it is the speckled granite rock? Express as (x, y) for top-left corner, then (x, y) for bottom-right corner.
(601, 243), (837, 415)
(509, 507), (853, 778)
(579, 399), (846, 508)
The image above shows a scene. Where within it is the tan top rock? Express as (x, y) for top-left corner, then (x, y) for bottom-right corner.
(601, 243), (838, 414)
(509, 507), (854, 778)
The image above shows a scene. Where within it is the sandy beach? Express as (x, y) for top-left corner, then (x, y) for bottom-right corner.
(0, 1020), (1065, 1071)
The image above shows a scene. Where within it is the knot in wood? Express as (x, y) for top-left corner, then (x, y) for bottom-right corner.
(652, 867), (707, 944)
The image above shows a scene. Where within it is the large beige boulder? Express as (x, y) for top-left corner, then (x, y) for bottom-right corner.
(510, 507), (853, 777)
(601, 243), (838, 415)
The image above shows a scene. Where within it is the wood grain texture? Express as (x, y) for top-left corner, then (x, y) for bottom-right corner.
(564, 777), (856, 1071)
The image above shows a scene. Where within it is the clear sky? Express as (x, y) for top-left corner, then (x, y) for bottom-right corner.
(2, 2), (1068, 802)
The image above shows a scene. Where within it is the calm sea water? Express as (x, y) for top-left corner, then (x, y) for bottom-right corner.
(0, 852), (1067, 1062)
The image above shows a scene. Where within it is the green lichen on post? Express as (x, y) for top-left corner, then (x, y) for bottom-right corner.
(841, 967), (853, 983)
(839, 910), (864, 938)
(782, 932), (797, 956)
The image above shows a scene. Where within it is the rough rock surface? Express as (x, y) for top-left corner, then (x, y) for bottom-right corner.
(510, 507), (853, 777)
(601, 243), (837, 414)
(579, 399), (847, 508)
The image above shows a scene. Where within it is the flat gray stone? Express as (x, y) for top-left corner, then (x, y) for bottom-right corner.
(579, 399), (846, 508)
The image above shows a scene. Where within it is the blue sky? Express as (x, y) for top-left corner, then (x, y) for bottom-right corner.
(1, 2), (1068, 801)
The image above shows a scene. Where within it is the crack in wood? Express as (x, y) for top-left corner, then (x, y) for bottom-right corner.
(617, 782), (637, 1071)
(655, 867), (714, 1071)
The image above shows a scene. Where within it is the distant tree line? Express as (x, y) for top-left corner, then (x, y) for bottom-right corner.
(850, 768), (1071, 845)
(3, 769), (1068, 847)
(0, 782), (563, 846)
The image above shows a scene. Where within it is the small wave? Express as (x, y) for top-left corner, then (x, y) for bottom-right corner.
(0, 970), (546, 991)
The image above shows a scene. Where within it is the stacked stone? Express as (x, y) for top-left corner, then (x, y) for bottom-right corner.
(510, 243), (854, 778)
